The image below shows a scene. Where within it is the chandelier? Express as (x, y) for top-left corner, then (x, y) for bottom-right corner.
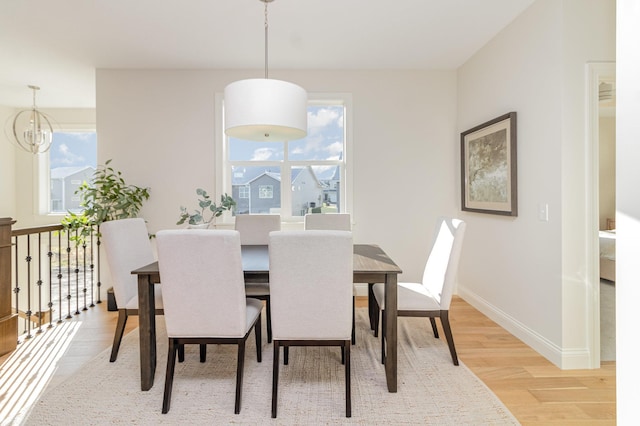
(8, 85), (54, 154)
(224, 0), (307, 142)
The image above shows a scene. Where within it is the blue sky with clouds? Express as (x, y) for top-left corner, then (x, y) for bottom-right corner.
(229, 105), (343, 180)
(50, 132), (97, 169)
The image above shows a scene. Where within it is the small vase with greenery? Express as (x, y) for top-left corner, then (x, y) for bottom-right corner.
(176, 188), (235, 228)
(62, 159), (150, 242)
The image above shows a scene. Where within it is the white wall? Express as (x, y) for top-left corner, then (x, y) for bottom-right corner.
(457, 0), (615, 368)
(0, 106), (16, 218)
(96, 69), (458, 282)
(616, 0), (640, 419)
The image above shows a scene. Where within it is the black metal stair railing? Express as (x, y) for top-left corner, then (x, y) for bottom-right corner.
(10, 224), (102, 342)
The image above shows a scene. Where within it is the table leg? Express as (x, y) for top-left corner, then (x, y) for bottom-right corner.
(138, 274), (156, 391)
(384, 273), (397, 392)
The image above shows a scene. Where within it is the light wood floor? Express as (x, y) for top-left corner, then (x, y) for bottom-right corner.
(2, 296), (615, 424)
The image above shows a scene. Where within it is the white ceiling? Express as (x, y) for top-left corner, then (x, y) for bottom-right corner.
(0, 0), (534, 108)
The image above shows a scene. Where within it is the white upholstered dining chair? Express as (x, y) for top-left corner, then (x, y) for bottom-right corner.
(304, 213), (357, 344)
(269, 230), (353, 418)
(372, 217), (466, 366)
(235, 213), (280, 343)
(100, 218), (163, 362)
(156, 229), (262, 414)
(304, 212), (351, 231)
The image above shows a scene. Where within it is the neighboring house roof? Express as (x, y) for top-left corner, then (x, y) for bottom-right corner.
(247, 172), (280, 185)
(232, 165), (322, 187)
(50, 166), (95, 180)
(292, 167), (322, 187)
(232, 166), (279, 185)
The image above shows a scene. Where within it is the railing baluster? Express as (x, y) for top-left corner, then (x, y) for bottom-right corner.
(57, 231), (63, 324)
(96, 226), (102, 304)
(36, 233), (43, 334)
(13, 236), (20, 343)
(74, 230), (80, 315)
(65, 232), (72, 319)
(81, 241), (87, 311)
(25, 235), (32, 339)
(47, 230), (54, 329)
(89, 231), (95, 307)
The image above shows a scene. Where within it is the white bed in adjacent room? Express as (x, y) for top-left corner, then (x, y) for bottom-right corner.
(599, 229), (616, 282)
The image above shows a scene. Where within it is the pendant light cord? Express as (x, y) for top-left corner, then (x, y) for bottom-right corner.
(264, 0), (269, 79)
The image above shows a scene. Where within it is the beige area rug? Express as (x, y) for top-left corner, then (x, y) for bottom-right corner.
(25, 309), (519, 425)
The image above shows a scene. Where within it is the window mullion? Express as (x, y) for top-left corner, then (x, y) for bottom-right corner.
(280, 141), (292, 220)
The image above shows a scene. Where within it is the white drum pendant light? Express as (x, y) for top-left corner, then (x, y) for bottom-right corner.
(224, 0), (307, 142)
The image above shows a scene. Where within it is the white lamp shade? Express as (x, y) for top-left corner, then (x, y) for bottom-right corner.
(224, 78), (308, 142)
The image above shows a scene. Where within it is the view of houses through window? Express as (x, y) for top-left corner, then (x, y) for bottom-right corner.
(49, 131), (97, 213)
(227, 103), (347, 218)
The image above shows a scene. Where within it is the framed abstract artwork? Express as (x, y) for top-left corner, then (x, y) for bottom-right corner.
(461, 112), (517, 216)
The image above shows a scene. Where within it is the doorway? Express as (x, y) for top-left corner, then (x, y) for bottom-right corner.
(587, 62), (616, 366)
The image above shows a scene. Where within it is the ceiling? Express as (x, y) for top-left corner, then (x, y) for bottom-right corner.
(0, 0), (534, 109)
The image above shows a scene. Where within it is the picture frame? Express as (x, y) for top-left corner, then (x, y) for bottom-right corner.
(461, 112), (517, 216)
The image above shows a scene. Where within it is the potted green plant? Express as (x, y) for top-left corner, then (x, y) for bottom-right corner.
(177, 188), (235, 228)
(62, 159), (151, 242)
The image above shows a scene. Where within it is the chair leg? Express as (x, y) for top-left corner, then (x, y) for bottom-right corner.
(234, 340), (246, 414)
(381, 310), (386, 364)
(429, 317), (440, 339)
(178, 344), (185, 362)
(351, 296), (356, 345)
(255, 313), (262, 363)
(284, 346), (289, 365)
(440, 311), (459, 366)
(367, 283), (375, 330)
(199, 344), (206, 362)
(372, 297), (380, 337)
(162, 338), (178, 414)
(345, 341), (351, 418)
(265, 297), (272, 343)
(109, 309), (128, 362)
(271, 342), (280, 418)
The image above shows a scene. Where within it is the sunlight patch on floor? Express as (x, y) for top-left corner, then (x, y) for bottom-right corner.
(0, 321), (81, 426)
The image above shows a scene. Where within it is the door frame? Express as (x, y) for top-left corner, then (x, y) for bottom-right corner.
(586, 61), (615, 367)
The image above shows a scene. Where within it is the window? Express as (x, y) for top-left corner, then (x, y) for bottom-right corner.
(47, 131), (97, 214)
(239, 186), (250, 198)
(259, 185), (273, 199)
(218, 95), (352, 222)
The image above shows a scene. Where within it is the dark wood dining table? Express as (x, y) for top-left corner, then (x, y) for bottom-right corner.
(131, 243), (402, 392)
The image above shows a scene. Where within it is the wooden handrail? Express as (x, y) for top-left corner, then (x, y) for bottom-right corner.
(11, 223), (63, 237)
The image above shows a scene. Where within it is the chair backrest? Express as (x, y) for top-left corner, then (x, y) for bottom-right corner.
(156, 230), (247, 338)
(100, 218), (154, 307)
(269, 230), (353, 340)
(422, 217), (466, 310)
(304, 213), (351, 231)
(235, 214), (281, 245)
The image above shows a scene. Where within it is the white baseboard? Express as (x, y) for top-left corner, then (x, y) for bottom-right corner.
(456, 286), (592, 369)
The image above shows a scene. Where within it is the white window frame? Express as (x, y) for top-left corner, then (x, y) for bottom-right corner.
(215, 93), (354, 224)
